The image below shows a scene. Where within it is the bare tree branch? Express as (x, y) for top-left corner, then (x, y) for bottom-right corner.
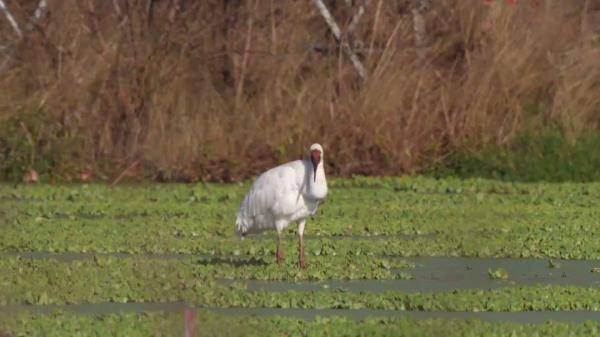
(112, 0), (122, 17)
(0, 0), (23, 38)
(147, 0), (155, 25)
(312, 0), (366, 80)
(26, 0), (48, 30)
(235, 0), (257, 112)
(348, 0), (369, 35)
(33, 0), (47, 21)
(412, 0), (427, 60)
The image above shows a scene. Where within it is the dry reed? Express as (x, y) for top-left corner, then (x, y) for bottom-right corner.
(0, 0), (598, 181)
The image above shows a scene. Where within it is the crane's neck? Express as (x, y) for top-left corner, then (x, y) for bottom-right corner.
(308, 161), (327, 200)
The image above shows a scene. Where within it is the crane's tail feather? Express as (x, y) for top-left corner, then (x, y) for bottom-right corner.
(235, 213), (248, 240)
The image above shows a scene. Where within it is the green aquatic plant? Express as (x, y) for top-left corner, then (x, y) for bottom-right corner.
(548, 259), (562, 269)
(2, 311), (600, 337)
(1, 179), (599, 259)
(488, 268), (509, 280)
(1, 178), (599, 335)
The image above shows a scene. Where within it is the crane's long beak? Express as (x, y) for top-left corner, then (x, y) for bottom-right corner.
(310, 150), (321, 182)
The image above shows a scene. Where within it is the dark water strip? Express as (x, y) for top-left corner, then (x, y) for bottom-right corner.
(0, 303), (598, 323)
(237, 256), (600, 292)
(4, 254), (599, 291)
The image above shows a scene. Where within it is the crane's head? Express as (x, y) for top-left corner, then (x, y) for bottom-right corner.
(309, 143), (323, 182)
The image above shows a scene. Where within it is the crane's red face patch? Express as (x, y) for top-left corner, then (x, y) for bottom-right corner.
(310, 149), (321, 182)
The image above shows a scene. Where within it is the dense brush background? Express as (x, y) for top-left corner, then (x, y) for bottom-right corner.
(0, 0), (598, 182)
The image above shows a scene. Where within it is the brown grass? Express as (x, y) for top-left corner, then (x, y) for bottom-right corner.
(0, 0), (598, 182)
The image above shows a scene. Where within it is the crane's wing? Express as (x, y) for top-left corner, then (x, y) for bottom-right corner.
(235, 160), (306, 235)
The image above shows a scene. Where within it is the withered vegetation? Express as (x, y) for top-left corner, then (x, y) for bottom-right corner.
(0, 0), (598, 182)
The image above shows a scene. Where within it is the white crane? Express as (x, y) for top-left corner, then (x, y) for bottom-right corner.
(235, 143), (328, 268)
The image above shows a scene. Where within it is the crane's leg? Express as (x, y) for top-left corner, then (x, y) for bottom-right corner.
(275, 221), (285, 265)
(276, 232), (284, 264)
(298, 220), (306, 268)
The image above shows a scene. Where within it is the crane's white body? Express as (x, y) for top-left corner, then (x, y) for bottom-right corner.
(235, 157), (327, 237)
